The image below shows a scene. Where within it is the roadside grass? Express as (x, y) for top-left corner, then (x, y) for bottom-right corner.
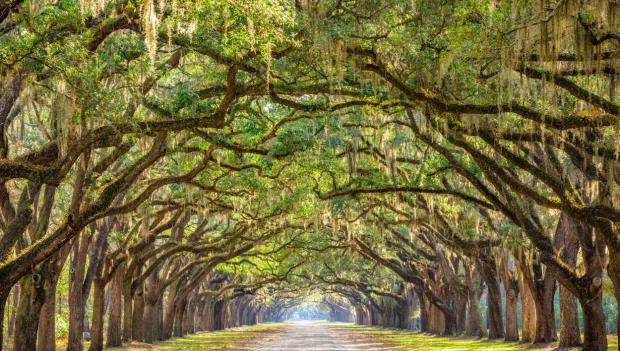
(94, 323), (283, 351)
(333, 323), (618, 351)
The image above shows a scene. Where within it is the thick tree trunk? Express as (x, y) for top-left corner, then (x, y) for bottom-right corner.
(479, 257), (504, 339)
(465, 290), (484, 337)
(67, 233), (90, 351)
(559, 285), (581, 347)
(485, 283), (504, 339)
(88, 278), (105, 351)
(520, 273), (536, 343)
(397, 300), (410, 329)
(557, 214), (582, 347)
(143, 300), (158, 343)
(173, 299), (187, 337)
(354, 305), (364, 325)
(143, 271), (159, 343)
(580, 294), (608, 351)
(504, 280), (519, 341)
(13, 275), (46, 351)
(122, 288), (133, 341)
(131, 286), (145, 341)
(156, 297), (164, 340)
(67, 287), (85, 351)
(163, 284), (177, 339)
(184, 298), (196, 334)
(417, 291), (428, 332)
(106, 268), (123, 347)
(440, 305), (456, 336)
(532, 290), (554, 343)
(36, 280), (58, 351)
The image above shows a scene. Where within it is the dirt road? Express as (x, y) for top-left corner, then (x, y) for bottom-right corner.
(240, 321), (398, 351)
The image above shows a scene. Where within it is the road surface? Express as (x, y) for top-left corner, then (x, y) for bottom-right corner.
(240, 321), (398, 351)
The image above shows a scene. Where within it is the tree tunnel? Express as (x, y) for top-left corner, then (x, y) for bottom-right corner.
(1, 0), (619, 351)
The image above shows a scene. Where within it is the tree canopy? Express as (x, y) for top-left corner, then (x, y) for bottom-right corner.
(0, 1), (618, 351)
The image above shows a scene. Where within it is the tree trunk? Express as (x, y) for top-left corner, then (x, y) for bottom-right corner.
(7, 285), (18, 339)
(440, 305), (457, 336)
(580, 294), (608, 351)
(163, 284), (177, 339)
(559, 285), (581, 347)
(88, 278), (105, 351)
(143, 300), (158, 343)
(173, 299), (187, 337)
(67, 232), (90, 351)
(131, 286), (144, 342)
(465, 289), (485, 337)
(13, 274), (46, 351)
(520, 273), (536, 343)
(504, 280), (519, 341)
(397, 300), (410, 329)
(106, 268), (123, 347)
(184, 298), (195, 334)
(532, 290), (554, 343)
(36, 280), (57, 351)
(13, 275), (47, 351)
(156, 297), (164, 340)
(479, 257), (504, 339)
(122, 288), (133, 342)
(143, 271), (159, 343)
(417, 291), (428, 332)
(557, 214), (582, 347)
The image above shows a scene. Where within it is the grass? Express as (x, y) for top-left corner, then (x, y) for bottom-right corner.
(101, 323), (285, 351)
(610, 335), (618, 349)
(332, 323), (619, 351)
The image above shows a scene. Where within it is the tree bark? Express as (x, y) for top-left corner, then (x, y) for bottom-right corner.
(36, 279), (57, 351)
(12, 275), (46, 351)
(122, 287), (133, 342)
(67, 232), (90, 351)
(173, 299), (187, 337)
(519, 272), (536, 343)
(143, 299), (158, 343)
(7, 285), (18, 340)
(163, 281), (179, 339)
(105, 268), (123, 347)
(557, 214), (582, 347)
(397, 300), (410, 329)
(156, 296), (164, 340)
(559, 285), (581, 347)
(88, 278), (105, 351)
(465, 288), (485, 337)
(478, 256), (504, 339)
(417, 290), (428, 332)
(580, 294), (608, 351)
(143, 268), (160, 343)
(131, 285), (145, 341)
(504, 278), (519, 341)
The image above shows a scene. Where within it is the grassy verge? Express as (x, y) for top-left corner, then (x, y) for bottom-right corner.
(99, 323), (285, 350)
(334, 324), (618, 351)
